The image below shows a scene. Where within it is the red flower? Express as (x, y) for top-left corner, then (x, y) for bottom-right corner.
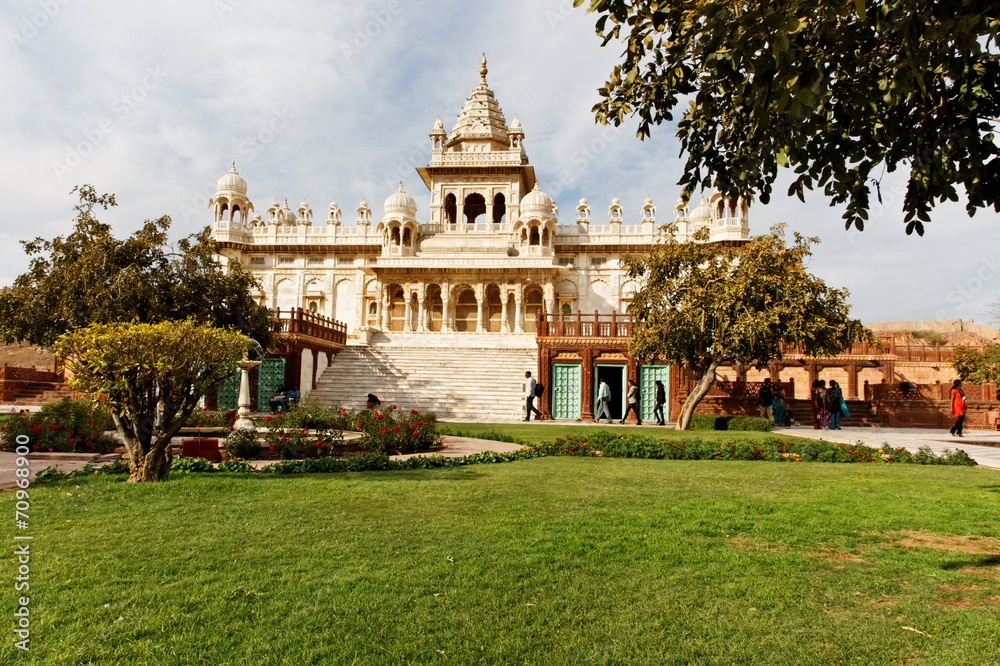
(316, 442), (322, 447)
(69, 438), (76, 444)
(375, 413), (382, 420)
(265, 416), (271, 422)
(358, 421), (364, 429)
(32, 445), (39, 451)
(32, 427), (41, 434)
(269, 445), (276, 452)
(391, 404), (396, 409)
(380, 429), (386, 435)
(393, 426), (400, 432)
(411, 409), (418, 414)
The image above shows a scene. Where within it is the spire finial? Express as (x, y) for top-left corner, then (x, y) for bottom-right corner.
(480, 54), (488, 83)
(230, 160), (237, 173)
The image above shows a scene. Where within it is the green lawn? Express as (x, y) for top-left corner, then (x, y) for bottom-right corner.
(5, 459), (998, 664)
(438, 420), (818, 447)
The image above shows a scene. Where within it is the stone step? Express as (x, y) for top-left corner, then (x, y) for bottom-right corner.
(312, 345), (538, 419)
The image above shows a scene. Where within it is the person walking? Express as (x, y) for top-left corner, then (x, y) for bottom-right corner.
(524, 371), (543, 421)
(621, 379), (642, 425)
(811, 379), (830, 429)
(653, 380), (666, 426)
(828, 380), (844, 430)
(758, 378), (774, 421)
(594, 379), (612, 423)
(950, 379), (966, 437)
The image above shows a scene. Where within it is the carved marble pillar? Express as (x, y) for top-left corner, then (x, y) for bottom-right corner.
(403, 289), (412, 333)
(515, 295), (524, 334)
(416, 285), (426, 333)
(381, 287), (391, 330)
(543, 281), (555, 316)
(500, 289), (510, 334)
(441, 282), (451, 333)
(475, 283), (485, 333)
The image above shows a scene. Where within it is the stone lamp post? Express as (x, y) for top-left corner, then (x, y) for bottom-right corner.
(234, 358), (261, 430)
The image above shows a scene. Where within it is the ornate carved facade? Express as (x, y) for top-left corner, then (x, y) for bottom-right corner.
(211, 58), (750, 348)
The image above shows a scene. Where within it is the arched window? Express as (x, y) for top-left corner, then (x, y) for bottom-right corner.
(402, 227), (412, 246)
(391, 227), (401, 245)
(464, 193), (486, 224)
(493, 193), (506, 224)
(444, 194), (457, 225)
(530, 227), (540, 246)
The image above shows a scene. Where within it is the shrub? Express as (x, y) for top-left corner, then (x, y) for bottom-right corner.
(224, 428), (261, 460)
(0, 398), (117, 453)
(185, 409), (237, 428)
(262, 422), (344, 460)
(688, 414), (772, 432)
(357, 405), (441, 455)
(218, 458), (254, 473)
(171, 457), (215, 473)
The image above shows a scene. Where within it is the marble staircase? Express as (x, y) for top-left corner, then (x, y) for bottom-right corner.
(310, 343), (539, 421)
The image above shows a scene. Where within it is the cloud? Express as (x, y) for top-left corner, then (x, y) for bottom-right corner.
(2, 0), (998, 324)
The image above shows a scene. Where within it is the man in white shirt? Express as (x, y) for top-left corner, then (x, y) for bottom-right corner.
(524, 371), (543, 421)
(594, 379), (612, 423)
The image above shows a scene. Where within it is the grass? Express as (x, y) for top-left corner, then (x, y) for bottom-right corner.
(4, 458), (998, 664)
(437, 420), (817, 447)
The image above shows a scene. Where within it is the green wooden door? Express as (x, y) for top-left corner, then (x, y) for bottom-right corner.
(552, 363), (582, 420)
(257, 358), (286, 410)
(217, 371), (241, 410)
(639, 365), (670, 423)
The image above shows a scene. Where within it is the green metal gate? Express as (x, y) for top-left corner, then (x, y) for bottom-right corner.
(552, 363), (582, 420)
(639, 365), (670, 423)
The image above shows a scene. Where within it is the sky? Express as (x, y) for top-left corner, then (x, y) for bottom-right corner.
(2, 0), (999, 325)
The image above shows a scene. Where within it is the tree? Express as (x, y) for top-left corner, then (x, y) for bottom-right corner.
(573, 0), (1000, 234)
(0, 185), (274, 348)
(55, 320), (251, 482)
(624, 225), (875, 429)
(952, 343), (1000, 384)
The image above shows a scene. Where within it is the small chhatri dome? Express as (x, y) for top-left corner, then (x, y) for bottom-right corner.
(217, 162), (247, 194)
(431, 116), (446, 135)
(383, 181), (417, 217)
(644, 196), (653, 206)
(520, 183), (555, 218)
(579, 196), (588, 206)
(690, 197), (713, 223)
(509, 115), (522, 132)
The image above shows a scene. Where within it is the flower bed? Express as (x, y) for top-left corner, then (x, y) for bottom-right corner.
(0, 398), (117, 454)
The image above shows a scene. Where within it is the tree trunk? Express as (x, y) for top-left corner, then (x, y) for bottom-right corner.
(676, 358), (720, 430)
(112, 412), (175, 483)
